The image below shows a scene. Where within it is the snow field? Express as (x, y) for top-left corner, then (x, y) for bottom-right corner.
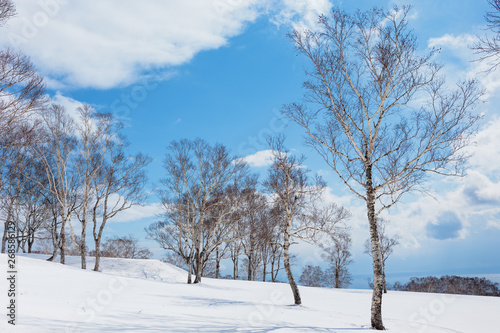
(0, 254), (498, 332)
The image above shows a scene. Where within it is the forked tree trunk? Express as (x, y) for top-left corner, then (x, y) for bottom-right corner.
(366, 165), (385, 330)
(283, 226), (301, 305)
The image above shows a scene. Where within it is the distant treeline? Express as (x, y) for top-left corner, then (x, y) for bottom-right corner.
(393, 276), (500, 297)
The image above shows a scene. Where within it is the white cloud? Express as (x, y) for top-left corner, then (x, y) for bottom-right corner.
(0, 0), (335, 89)
(0, 0), (262, 89)
(239, 149), (275, 167)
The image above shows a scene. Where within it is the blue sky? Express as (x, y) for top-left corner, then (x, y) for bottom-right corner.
(1, 0), (500, 288)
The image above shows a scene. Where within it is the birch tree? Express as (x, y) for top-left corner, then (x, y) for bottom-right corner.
(283, 6), (481, 329)
(263, 138), (349, 305)
(33, 105), (79, 264)
(90, 127), (151, 272)
(73, 106), (117, 269)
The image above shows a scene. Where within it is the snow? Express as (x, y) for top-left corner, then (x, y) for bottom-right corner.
(0, 254), (499, 332)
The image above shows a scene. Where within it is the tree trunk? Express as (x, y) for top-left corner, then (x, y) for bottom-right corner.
(93, 237), (102, 272)
(283, 227), (301, 305)
(233, 255), (239, 280)
(194, 247), (202, 283)
(366, 165), (385, 330)
(47, 215), (59, 261)
(28, 233), (34, 253)
(81, 220), (87, 269)
(1, 222), (7, 254)
(1, 214), (12, 253)
(60, 211), (67, 265)
(262, 259), (267, 282)
(247, 253), (253, 281)
(186, 257), (193, 284)
(215, 248), (220, 279)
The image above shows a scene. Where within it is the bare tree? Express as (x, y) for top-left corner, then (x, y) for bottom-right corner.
(32, 105), (79, 264)
(89, 125), (151, 272)
(322, 229), (353, 289)
(364, 218), (400, 293)
(472, 0), (500, 72)
(299, 265), (325, 287)
(263, 137), (349, 305)
(283, 6), (481, 329)
(73, 106), (118, 269)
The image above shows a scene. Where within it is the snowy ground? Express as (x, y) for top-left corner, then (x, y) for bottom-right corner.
(0, 254), (499, 332)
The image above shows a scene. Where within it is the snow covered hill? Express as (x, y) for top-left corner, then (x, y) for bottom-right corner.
(0, 254), (499, 332)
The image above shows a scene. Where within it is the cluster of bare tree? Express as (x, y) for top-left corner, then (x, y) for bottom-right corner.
(393, 276), (500, 297)
(0, 1), (151, 271)
(147, 137), (349, 304)
(0, 104), (151, 271)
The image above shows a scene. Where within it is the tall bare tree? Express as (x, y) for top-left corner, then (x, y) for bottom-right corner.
(364, 218), (400, 293)
(90, 126), (151, 272)
(283, 6), (481, 329)
(73, 106), (118, 269)
(32, 105), (79, 264)
(263, 137), (349, 305)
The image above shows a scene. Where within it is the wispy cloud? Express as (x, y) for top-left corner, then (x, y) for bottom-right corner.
(269, 0), (333, 31)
